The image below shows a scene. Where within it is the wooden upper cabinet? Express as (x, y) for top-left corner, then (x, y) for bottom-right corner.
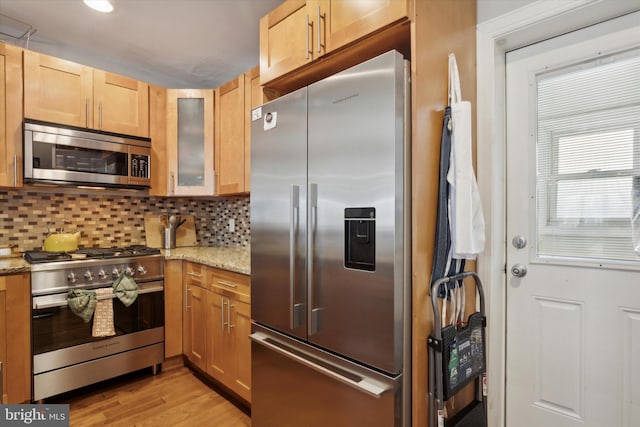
(0, 43), (23, 188)
(259, 0), (315, 85)
(24, 50), (93, 129)
(320, 0), (409, 51)
(215, 67), (264, 195)
(166, 89), (215, 196)
(24, 50), (149, 138)
(93, 70), (149, 137)
(260, 0), (409, 86)
(215, 75), (246, 195)
(244, 66), (264, 193)
(149, 85), (168, 196)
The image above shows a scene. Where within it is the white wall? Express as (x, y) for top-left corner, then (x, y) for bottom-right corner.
(477, 0), (533, 23)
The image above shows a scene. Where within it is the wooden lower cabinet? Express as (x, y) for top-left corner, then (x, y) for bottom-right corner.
(184, 283), (207, 371)
(181, 261), (251, 403)
(0, 272), (31, 403)
(206, 287), (251, 402)
(164, 259), (183, 358)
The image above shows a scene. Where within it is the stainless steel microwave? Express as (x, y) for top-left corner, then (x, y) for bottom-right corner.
(23, 120), (151, 189)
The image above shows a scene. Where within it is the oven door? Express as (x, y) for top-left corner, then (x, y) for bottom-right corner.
(32, 281), (164, 357)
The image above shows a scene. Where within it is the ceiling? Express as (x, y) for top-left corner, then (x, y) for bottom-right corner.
(0, 0), (283, 88)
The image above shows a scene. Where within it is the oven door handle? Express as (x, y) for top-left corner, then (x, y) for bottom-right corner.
(33, 283), (164, 309)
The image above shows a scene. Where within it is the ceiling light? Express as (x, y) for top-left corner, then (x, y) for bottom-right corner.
(83, 0), (114, 13)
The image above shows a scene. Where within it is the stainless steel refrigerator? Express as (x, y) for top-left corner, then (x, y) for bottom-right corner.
(250, 50), (411, 427)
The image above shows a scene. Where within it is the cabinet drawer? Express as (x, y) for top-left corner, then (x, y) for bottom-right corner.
(209, 268), (250, 297)
(183, 261), (207, 286)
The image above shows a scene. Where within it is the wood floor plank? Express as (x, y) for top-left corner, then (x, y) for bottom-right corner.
(48, 366), (250, 426)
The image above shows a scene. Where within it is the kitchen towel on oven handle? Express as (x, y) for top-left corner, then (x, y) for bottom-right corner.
(67, 289), (97, 322)
(92, 288), (116, 337)
(112, 273), (139, 307)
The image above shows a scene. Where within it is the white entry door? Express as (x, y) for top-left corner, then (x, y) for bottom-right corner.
(505, 13), (640, 427)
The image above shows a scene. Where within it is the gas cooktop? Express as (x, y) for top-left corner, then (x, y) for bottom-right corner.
(24, 245), (161, 264)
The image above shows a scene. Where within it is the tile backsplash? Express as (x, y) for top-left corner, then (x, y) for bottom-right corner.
(0, 189), (250, 250)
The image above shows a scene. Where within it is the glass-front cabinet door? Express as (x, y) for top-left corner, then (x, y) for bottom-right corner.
(166, 89), (215, 196)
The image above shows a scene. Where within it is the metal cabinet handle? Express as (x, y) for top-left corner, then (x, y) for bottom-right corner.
(217, 280), (237, 289)
(221, 298), (227, 331)
(99, 102), (103, 129)
(185, 287), (192, 312)
(13, 155), (17, 187)
(170, 172), (175, 195)
(250, 332), (390, 398)
(187, 271), (202, 278)
(317, 6), (325, 54)
(85, 98), (90, 128)
(228, 302), (234, 333)
(305, 14), (313, 59)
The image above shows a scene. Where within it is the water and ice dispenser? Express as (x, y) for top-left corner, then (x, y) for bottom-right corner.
(344, 208), (376, 271)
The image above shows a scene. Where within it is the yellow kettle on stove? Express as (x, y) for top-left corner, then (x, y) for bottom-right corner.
(43, 225), (81, 253)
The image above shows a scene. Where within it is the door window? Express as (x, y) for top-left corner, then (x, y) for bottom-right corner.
(535, 50), (640, 262)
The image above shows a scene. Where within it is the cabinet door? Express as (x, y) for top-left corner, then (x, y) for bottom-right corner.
(206, 290), (232, 382)
(185, 284), (206, 371)
(231, 296), (251, 402)
(149, 85), (168, 196)
(93, 70), (149, 137)
(164, 260), (183, 358)
(23, 50), (93, 128)
(166, 89), (215, 196)
(319, 0), (409, 52)
(0, 273), (30, 403)
(0, 43), (22, 188)
(259, 0), (315, 85)
(244, 67), (264, 193)
(215, 75), (246, 195)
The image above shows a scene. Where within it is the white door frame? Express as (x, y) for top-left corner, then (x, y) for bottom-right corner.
(476, 1), (640, 426)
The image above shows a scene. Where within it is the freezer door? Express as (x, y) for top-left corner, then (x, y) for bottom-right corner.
(250, 88), (308, 340)
(307, 51), (408, 374)
(251, 324), (402, 427)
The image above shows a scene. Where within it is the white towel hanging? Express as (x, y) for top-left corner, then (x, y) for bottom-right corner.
(447, 53), (485, 259)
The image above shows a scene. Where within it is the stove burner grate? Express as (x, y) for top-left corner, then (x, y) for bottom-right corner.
(24, 245), (161, 264)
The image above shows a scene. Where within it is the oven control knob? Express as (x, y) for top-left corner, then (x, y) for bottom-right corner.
(125, 266), (135, 277)
(98, 269), (107, 280)
(67, 272), (78, 283)
(112, 268), (121, 278)
(84, 270), (94, 281)
(137, 265), (147, 276)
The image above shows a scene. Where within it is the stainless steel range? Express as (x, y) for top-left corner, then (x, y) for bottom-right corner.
(26, 246), (164, 401)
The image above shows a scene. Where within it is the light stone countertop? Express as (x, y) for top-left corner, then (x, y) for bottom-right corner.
(0, 257), (29, 276)
(162, 246), (250, 275)
(0, 246), (250, 276)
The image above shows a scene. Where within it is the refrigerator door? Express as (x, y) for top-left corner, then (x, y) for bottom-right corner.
(306, 51), (408, 374)
(251, 87), (308, 340)
(251, 324), (402, 427)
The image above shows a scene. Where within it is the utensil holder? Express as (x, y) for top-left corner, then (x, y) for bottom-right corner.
(163, 227), (177, 249)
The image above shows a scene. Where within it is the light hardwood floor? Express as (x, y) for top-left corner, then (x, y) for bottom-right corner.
(48, 363), (251, 427)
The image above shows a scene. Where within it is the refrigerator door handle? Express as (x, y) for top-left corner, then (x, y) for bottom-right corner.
(250, 331), (390, 399)
(308, 183), (319, 335)
(290, 184), (301, 329)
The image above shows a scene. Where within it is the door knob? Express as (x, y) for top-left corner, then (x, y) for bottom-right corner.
(511, 264), (527, 277)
